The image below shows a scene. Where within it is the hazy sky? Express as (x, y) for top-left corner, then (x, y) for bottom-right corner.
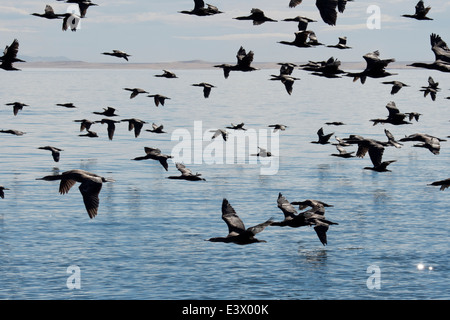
(1, 0), (449, 64)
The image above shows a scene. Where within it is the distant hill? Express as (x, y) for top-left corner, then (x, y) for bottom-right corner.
(20, 55), (74, 63)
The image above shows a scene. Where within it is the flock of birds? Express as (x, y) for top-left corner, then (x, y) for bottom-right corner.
(1, 0), (450, 247)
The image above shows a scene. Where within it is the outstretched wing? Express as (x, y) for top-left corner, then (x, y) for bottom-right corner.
(221, 199), (246, 236)
(79, 179), (102, 219)
(277, 193), (297, 219)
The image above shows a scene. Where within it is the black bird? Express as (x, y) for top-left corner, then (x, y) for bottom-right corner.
(282, 16), (316, 31)
(62, 13), (81, 31)
(278, 31), (314, 48)
(311, 127), (334, 144)
(420, 76), (440, 101)
(343, 135), (396, 172)
(102, 50), (131, 61)
(405, 112), (422, 122)
(226, 123), (247, 131)
(206, 199), (273, 245)
(0, 129), (25, 136)
(121, 118), (147, 138)
(124, 88), (149, 99)
(94, 119), (120, 140)
(154, 70), (178, 78)
(331, 145), (355, 158)
(0, 186), (9, 199)
(277, 62), (298, 75)
(399, 133), (445, 155)
(0, 39), (25, 71)
(327, 36), (351, 49)
(269, 74), (300, 95)
(268, 124), (288, 132)
(384, 129), (403, 149)
(132, 147), (173, 171)
(56, 0), (98, 18)
(78, 130), (98, 138)
(290, 199), (334, 216)
(38, 146), (64, 162)
(210, 129), (228, 141)
(214, 46), (259, 79)
(57, 102), (76, 108)
(179, 0), (222, 16)
(192, 82), (216, 98)
(382, 81), (410, 95)
(146, 123), (166, 134)
(346, 50), (396, 84)
(5, 102), (28, 116)
(31, 5), (64, 19)
(300, 56), (345, 78)
(326, 121), (345, 126)
(271, 193), (338, 246)
(93, 107), (118, 117)
(233, 8), (277, 25)
(289, 0), (351, 26)
(402, 0), (433, 20)
(251, 147), (272, 157)
(167, 163), (205, 181)
(428, 178), (450, 191)
(147, 94), (170, 107)
(36, 169), (114, 219)
(74, 119), (95, 132)
(370, 101), (412, 126)
(408, 34), (450, 72)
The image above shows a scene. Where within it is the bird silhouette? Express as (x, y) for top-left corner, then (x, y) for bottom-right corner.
(74, 119), (95, 132)
(289, 0), (351, 26)
(428, 178), (450, 191)
(124, 88), (149, 99)
(214, 46), (259, 78)
(0, 186), (10, 199)
(311, 127), (334, 144)
(38, 146), (64, 162)
(5, 102), (29, 116)
(346, 51), (396, 83)
(282, 16), (316, 31)
(94, 119), (120, 140)
(93, 107), (118, 117)
(408, 34), (450, 72)
(56, 102), (76, 108)
(56, 0), (98, 18)
(206, 199), (273, 245)
(210, 129), (228, 141)
(327, 36), (351, 49)
(146, 123), (166, 134)
(154, 70), (178, 78)
(132, 147), (173, 171)
(31, 5), (65, 19)
(36, 169), (114, 219)
(147, 94), (170, 107)
(179, 0), (222, 16)
(399, 133), (445, 155)
(402, 0), (433, 20)
(192, 82), (216, 98)
(121, 118), (147, 137)
(233, 8), (277, 25)
(167, 163), (205, 181)
(102, 50), (131, 61)
(370, 101), (412, 126)
(0, 39), (25, 71)
(381, 81), (410, 95)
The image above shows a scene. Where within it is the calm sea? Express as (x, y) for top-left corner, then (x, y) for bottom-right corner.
(0, 66), (448, 300)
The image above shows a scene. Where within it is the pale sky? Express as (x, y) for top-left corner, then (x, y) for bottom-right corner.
(1, 0), (449, 64)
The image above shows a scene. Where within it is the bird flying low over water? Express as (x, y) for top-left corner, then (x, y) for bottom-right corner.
(147, 94), (170, 107)
(278, 31), (315, 48)
(311, 127), (334, 144)
(381, 81), (410, 95)
(95, 119), (120, 140)
(74, 119), (95, 132)
(78, 130), (98, 138)
(289, 0), (351, 26)
(36, 169), (114, 219)
(226, 123), (247, 131)
(102, 50), (131, 61)
(327, 36), (351, 49)
(179, 0), (222, 16)
(57, 102), (76, 108)
(346, 50), (396, 84)
(331, 145), (355, 158)
(38, 146), (63, 162)
(154, 70), (178, 78)
(270, 74), (300, 95)
(268, 124), (287, 132)
(214, 46), (259, 79)
(428, 178), (450, 191)
(408, 34), (450, 73)
(121, 118), (147, 138)
(132, 147), (173, 171)
(5, 102), (29, 116)
(146, 123), (166, 134)
(206, 199), (273, 245)
(93, 107), (119, 117)
(0, 186), (9, 199)
(271, 193), (338, 246)
(370, 101), (412, 126)
(300, 57), (346, 78)
(0, 39), (25, 71)
(31, 5), (64, 19)
(124, 88), (149, 99)
(233, 8), (277, 25)
(0, 129), (25, 136)
(192, 82), (216, 98)
(402, 0), (433, 20)
(420, 76), (440, 101)
(210, 129), (228, 141)
(168, 163), (205, 181)
(399, 133), (445, 155)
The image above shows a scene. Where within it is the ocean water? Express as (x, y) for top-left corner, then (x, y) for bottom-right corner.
(0, 66), (449, 300)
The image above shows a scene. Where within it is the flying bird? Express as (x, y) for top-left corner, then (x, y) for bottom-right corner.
(428, 178), (450, 191)
(167, 163), (205, 181)
(192, 82), (216, 98)
(331, 145), (355, 158)
(210, 129), (228, 141)
(102, 50), (131, 61)
(311, 127), (334, 144)
(300, 57), (346, 78)
(226, 123), (247, 131)
(36, 169), (114, 219)
(94, 119), (121, 140)
(251, 147), (272, 157)
(154, 70), (178, 78)
(369, 101), (412, 126)
(327, 36), (351, 49)
(5, 102), (28, 116)
(31, 5), (64, 19)
(124, 88), (149, 99)
(0, 186), (9, 199)
(402, 0), (433, 20)
(56, 0), (98, 18)
(132, 147), (173, 171)
(399, 133), (445, 155)
(206, 199), (273, 245)
(420, 76), (440, 101)
(121, 118), (147, 137)
(62, 13), (81, 31)
(271, 193), (338, 246)
(179, 0), (222, 16)
(147, 94), (170, 107)
(73, 119), (95, 132)
(146, 123), (167, 134)
(408, 34), (450, 72)
(214, 46), (259, 79)
(381, 81), (410, 95)
(233, 8), (277, 25)
(0, 129), (25, 136)
(269, 74), (300, 95)
(56, 103), (76, 108)
(268, 124), (288, 132)
(282, 16), (316, 31)
(346, 51), (396, 84)
(0, 39), (25, 71)
(38, 146), (64, 162)
(78, 130), (98, 138)
(289, 0), (351, 26)
(278, 31), (315, 48)
(93, 107), (118, 117)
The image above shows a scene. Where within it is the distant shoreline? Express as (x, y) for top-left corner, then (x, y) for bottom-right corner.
(20, 60), (420, 70)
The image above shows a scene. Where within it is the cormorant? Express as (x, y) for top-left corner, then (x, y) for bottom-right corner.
(0, 186), (9, 199)
(31, 5), (64, 19)
(311, 127), (334, 144)
(124, 88), (149, 99)
(268, 124), (288, 132)
(74, 119), (95, 132)
(38, 146), (63, 162)
(233, 8), (277, 25)
(93, 107), (118, 117)
(210, 129), (228, 141)
(5, 102), (28, 116)
(346, 50), (396, 84)
(251, 147), (272, 157)
(428, 178), (450, 191)
(289, 0), (351, 26)
(154, 70), (178, 78)
(327, 36), (351, 49)
(121, 118), (147, 137)
(179, 0), (222, 16)
(167, 163), (205, 181)
(94, 119), (120, 140)
(146, 123), (166, 134)
(381, 81), (410, 95)
(282, 16), (316, 31)
(147, 94), (170, 107)
(132, 147), (173, 171)
(0, 39), (25, 71)
(62, 13), (81, 31)
(206, 199), (273, 245)
(192, 82), (216, 98)
(57, 103), (76, 108)
(102, 50), (131, 61)
(226, 123), (247, 131)
(36, 169), (114, 219)
(0, 129), (25, 136)
(331, 145), (355, 158)
(408, 34), (450, 72)
(214, 46), (259, 79)
(402, 1), (433, 20)
(370, 101), (412, 126)
(399, 133), (445, 155)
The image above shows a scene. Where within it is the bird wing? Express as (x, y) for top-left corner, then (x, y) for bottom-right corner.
(430, 34), (450, 63)
(246, 218), (273, 236)
(315, 0), (339, 26)
(176, 163), (193, 176)
(59, 179), (77, 195)
(79, 179), (102, 219)
(314, 222), (329, 245)
(368, 143), (385, 167)
(289, 0), (303, 8)
(277, 193), (297, 219)
(2, 39), (19, 62)
(145, 147), (161, 155)
(194, 0), (205, 11)
(221, 199), (246, 236)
